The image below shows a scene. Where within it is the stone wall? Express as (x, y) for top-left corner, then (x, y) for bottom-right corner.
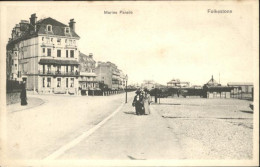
(7, 90), (21, 105)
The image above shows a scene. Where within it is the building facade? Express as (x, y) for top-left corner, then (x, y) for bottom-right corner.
(95, 61), (126, 90)
(203, 76), (232, 98)
(6, 14), (80, 94)
(78, 52), (99, 90)
(227, 82), (254, 94)
(167, 78), (190, 88)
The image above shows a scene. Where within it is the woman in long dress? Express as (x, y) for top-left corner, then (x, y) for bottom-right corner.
(144, 89), (151, 115)
(20, 83), (28, 106)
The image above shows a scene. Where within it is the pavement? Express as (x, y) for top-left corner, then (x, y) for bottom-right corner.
(58, 97), (185, 160)
(7, 96), (45, 113)
(5, 93), (254, 161)
(6, 93), (128, 159)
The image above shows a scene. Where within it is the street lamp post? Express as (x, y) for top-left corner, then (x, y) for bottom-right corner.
(125, 74), (128, 103)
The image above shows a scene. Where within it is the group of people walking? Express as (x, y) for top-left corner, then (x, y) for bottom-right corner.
(132, 88), (151, 116)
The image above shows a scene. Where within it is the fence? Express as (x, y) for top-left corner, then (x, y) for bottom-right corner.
(231, 92), (253, 101)
(80, 90), (127, 96)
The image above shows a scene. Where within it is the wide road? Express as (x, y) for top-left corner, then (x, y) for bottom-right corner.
(6, 93), (253, 161)
(6, 92), (133, 160)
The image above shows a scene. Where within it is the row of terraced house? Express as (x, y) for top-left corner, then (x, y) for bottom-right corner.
(6, 13), (127, 95)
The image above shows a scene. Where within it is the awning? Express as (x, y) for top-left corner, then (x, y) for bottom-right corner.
(39, 58), (79, 65)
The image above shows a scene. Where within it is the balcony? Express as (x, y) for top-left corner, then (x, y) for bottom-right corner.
(65, 44), (77, 49)
(39, 70), (80, 77)
(41, 42), (54, 47)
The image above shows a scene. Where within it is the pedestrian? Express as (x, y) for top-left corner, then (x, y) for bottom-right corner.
(132, 89), (144, 116)
(20, 82), (27, 106)
(144, 88), (151, 115)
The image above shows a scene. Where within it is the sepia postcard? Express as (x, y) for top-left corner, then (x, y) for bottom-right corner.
(0, 1), (259, 167)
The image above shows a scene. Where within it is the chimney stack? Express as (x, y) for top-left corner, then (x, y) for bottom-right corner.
(30, 13), (37, 26)
(69, 19), (76, 31)
(89, 53), (93, 58)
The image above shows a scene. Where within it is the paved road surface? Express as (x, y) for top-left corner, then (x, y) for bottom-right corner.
(58, 99), (184, 160)
(6, 93), (253, 160)
(7, 93), (129, 159)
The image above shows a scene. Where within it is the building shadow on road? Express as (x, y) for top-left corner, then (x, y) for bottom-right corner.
(152, 103), (181, 105)
(124, 111), (136, 115)
(240, 110), (253, 114)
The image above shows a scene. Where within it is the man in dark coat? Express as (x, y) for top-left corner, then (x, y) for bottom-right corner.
(20, 82), (28, 106)
(132, 89), (144, 115)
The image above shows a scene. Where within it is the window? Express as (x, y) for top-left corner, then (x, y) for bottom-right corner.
(42, 48), (45, 54)
(57, 65), (61, 73)
(47, 65), (51, 74)
(65, 39), (67, 44)
(66, 50), (68, 58)
(42, 37), (44, 41)
(47, 48), (51, 56)
(57, 50), (61, 57)
(47, 25), (52, 32)
(69, 40), (72, 45)
(15, 64), (17, 70)
(70, 78), (74, 87)
(43, 77), (45, 87)
(66, 78), (68, 88)
(57, 38), (61, 45)
(66, 65), (68, 72)
(51, 38), (53, 42)
(71, 65), (74, 72)
(65, 27), (70, 33)
(47, 78), (51, 87)
(57, 78), (61, 87)
(70, 50), (74, 58)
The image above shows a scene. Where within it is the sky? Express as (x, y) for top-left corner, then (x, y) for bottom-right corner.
(1, 1), (258, 86)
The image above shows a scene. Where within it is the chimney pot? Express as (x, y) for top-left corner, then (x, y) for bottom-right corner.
(69, 19), (76, 31)
(30, 13), (37, 26)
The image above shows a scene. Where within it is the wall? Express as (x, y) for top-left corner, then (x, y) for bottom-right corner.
(6, 91), (21, 105)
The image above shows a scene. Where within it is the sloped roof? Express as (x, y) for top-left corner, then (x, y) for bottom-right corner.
(206, 76), (219, 86)
(79, 52), (96, 62)
(37, 17), (80, 38)
(7, 16), (80, 47)
(37, 17), (67, 27)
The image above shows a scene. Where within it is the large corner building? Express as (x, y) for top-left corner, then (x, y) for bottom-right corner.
(6, 14), (80, 94)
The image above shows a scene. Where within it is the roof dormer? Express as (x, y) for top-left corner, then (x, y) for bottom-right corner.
(65, 27), (70, 34)
(47, 24), (52, 32)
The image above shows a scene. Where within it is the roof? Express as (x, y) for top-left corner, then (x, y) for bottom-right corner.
(206, 75), (219, 86)
(37, 17), (67, 27)
(204, 86), (233, 92)
(7, 16), (80, 47)
(37, 17), (80, 38)
(39, 58), (79, 65)
(79, 52), (95, 62)
(227, 82), (253, 86)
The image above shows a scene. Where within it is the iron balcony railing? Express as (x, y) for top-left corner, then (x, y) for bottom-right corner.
(39, 70), (80, 76)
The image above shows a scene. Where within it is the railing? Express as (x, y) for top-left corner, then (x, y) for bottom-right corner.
(38, 70), (80, 76)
